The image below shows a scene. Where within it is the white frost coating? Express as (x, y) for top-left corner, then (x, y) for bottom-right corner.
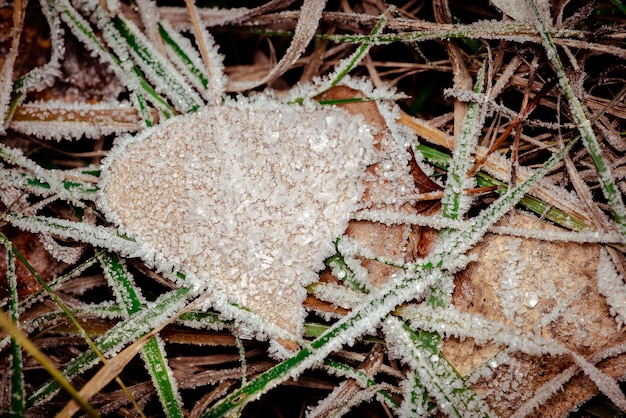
(98, 98), (377, 336)
(311, 282), (364, 309)
(159, 20), (225, 104)
(490, 224), (625, 244)
(597, 248), (626, 330)
(490, 0), (551, 25)
(8, 100), (140, 140)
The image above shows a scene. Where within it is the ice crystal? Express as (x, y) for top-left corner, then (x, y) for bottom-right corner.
(98, 97), (377, 337)
(490, 0), (552, 26)
(597, 248), (626, 330)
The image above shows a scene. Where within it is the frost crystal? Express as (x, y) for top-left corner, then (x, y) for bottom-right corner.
(98, 98), (376, 337)
(597, 248), (626, 330)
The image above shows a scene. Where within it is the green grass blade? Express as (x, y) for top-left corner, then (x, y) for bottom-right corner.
(55, 0), (175, 124)
(323, 9), (389, 91)
(158, 22), (209, 90)
(142, 337), (183, 417)
(383, 316), (492, 418)
(3, 242), (25, 416)
(415, 143), (592, 231)
(113, 15), (203, 114)
(441, 62), (486, 220)
(0, 143), (99, 208)
(525, 0), (626, 237)
(99, 253), (145, 315)
(99, 253), (184, 418)
(27, 287), (190, 406)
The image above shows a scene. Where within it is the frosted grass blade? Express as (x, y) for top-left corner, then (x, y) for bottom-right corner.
(323, 21), (584, 45)
(399, 371), (430, 416)
(318, 9), (389, 94)
(4, 214), (140, 257)
(0, 0), (26, 130)
(227, 0), (326, 91)
(113, 15), (203, 113)
(441, 62), (486, 220)
(0, 308), (99, 416)
(416, 143), (592, 231)
(3, 240), (26, 416)
(6, 0), (64, 125)
(202, 269), (442, 417)
(0, 168), (99, 201)
(99, 253), (184, 418)
(27, 287), (190, 406)
(383, 316), (492, 418)
(55, 0), (175, 124)
(525, 0), (626, 237)
(99, 253), (145, 315)
(158, 22), (209, 95)
(9, 100), (144, 139)
(0, 143), (99, 208)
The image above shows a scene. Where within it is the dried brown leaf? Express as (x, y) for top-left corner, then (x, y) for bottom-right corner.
(444, 212), (626, 416)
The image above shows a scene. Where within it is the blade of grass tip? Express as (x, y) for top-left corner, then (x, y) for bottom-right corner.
(0, 307), (100, 417)
(525, 0), (626, 238)
(314, 7), (391, 97)
(4, 242), (25, 415)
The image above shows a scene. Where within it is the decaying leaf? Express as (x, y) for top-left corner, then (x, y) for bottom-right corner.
(445, 212), (626, 416)
(98, 96), (377, 345)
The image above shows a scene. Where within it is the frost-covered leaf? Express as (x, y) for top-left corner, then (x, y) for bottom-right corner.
(490, 0), (552, 26)
(98, 96), (377, 342)
(442, 212), (626, 416)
